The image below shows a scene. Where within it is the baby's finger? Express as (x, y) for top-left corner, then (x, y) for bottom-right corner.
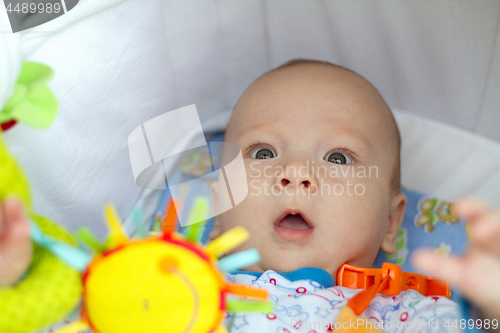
(412, 249), (464, 285)
(468, 212), (500, 256)
(2, 197), (31, 248)
(0, 199), (13, 235)
(454, 196), (490, 225)
(412, 249), (500, 316)
(456, 197), (500, 254)
(0, 197), (33, 286)
(0, 202), (5, 235)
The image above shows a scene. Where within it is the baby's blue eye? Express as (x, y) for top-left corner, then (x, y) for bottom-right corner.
(251, 147), (276, 159)
(324, 151), (352, 164)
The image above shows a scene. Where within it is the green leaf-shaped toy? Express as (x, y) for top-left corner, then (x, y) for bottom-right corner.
(0, 61), (58, 128)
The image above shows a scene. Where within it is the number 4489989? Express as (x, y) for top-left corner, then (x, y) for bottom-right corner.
(5, 2), (62, 14)
(445, 319), (499, 330)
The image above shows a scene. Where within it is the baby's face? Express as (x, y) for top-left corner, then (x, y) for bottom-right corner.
(212, 63), (406, 276)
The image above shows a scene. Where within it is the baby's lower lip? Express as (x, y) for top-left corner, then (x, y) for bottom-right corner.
(273, 224), (314, 241)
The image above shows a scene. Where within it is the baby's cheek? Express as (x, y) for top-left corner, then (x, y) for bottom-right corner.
(319, 177), (387, 228)
(221, 189), (266, 230)
(314, 173), (374, 205)
(313, 165), (367, 188)
(245, 161), (279, 180)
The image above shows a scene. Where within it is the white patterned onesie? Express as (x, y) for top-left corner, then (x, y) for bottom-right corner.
(223, 268), (461, 333)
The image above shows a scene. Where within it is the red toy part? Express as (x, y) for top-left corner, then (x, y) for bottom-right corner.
(0, 120), (17, 132)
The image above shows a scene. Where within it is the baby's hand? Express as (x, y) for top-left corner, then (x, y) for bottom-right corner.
(413, 197), (500, 322)
(0, 197), (33, 287)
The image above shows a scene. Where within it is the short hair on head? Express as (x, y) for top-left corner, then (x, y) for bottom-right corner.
(274, 58), (351, 72)
(227, 58), (402, 194)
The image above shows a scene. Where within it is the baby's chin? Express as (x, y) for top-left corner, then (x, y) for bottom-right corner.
(258, 257), (340, 276)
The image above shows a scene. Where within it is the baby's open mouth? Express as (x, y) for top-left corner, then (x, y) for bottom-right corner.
(273, 210), (314, 241)
(276, 214), (312, 230)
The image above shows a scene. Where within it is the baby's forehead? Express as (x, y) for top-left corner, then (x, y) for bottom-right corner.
(253, 65), (384, 113)
(228, 64), (392, 140)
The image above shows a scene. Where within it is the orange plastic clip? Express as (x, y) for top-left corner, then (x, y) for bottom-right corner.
(346, 273), (390, 315)
(337, 262), (450, 298)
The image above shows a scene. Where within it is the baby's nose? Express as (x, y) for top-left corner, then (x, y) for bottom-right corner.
(276, 167), (317, 193)
(280, 178), (311, 189)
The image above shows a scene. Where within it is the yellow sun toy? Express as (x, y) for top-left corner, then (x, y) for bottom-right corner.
(0, 61), (271, 333)
(52, 198), (273, 333)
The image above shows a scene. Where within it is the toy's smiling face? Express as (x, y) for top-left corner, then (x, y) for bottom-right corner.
(211, 62), (407, 277)
(83, 237), (225, 333)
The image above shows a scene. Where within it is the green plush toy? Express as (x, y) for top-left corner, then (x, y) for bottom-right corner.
(0, 62), (83, 333)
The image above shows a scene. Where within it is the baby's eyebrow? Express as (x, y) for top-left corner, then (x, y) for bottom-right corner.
(237, 123), (272, 144)
(239, 123), (267, 137)
(324, 137), (370, 160)
(327, 127), (371, 156)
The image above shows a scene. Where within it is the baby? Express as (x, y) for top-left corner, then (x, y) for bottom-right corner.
(1, 60), (500, 332)
(207, 60), (500, 331)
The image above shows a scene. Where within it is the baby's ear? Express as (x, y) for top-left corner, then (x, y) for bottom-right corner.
(208, 181), (222, 241)
(381, 192), (407, 254)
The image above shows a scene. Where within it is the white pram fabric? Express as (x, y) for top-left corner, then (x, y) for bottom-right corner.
(0, 0), (499, 236)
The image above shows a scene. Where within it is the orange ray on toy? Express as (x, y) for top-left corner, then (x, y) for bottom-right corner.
(161, 197), (182, 236)
(226, 282), (269, 299)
